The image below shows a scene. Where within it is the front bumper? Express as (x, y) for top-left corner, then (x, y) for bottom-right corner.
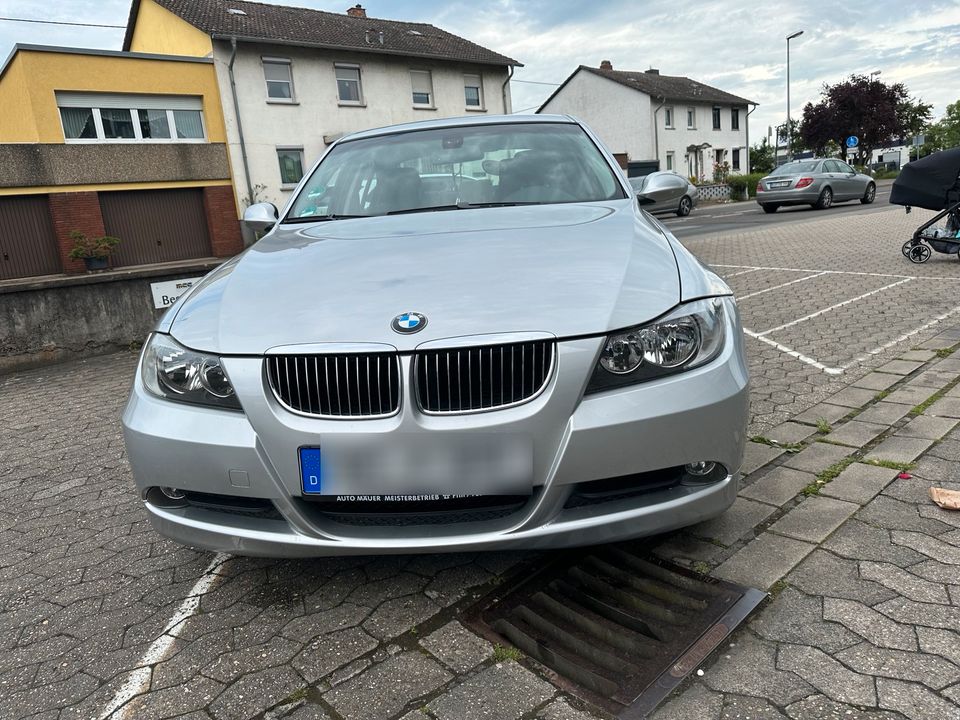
(122, 299), (749, 556)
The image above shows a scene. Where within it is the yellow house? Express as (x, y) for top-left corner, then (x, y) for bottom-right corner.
(0, 44), (242, 279)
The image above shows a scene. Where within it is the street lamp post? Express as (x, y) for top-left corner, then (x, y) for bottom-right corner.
(786, 30), (803, 162)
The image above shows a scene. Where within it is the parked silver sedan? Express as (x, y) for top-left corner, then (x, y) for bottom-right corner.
(629, 171), (699, 216)
(756, 158), (876, 213)
(122, 115), (748, 557)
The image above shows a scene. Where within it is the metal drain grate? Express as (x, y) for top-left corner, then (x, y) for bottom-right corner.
(464, 543), (765, 718)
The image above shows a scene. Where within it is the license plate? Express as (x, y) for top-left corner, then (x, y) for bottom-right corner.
(298, 433), (533, 498)
(769, 181), (790, 188)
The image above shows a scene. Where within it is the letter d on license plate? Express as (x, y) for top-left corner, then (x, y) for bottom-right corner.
(299, 433), (532, 497)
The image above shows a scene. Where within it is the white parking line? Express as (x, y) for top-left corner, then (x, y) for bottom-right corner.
(711, 264), (960, 281)
(99, 552), (231, 720)
(722, 268), (763, 278)
(756, 278), (912, 336)
(840, 303), (960, 369)
(737, 271), (828, 300)
(743, 328), (842, 374)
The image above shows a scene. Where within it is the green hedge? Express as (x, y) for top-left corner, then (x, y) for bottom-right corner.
(727, 172), (766, 199)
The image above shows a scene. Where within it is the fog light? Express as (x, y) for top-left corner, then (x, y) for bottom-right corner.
(685, 461), (716, 476)
(160, 486), (186, 500)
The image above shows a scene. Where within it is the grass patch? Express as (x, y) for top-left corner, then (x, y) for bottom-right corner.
(910, 390), (945, 417)
(768, 579), (789, 597)
(874, 390), (890, 401)
(863, 458), (915, 471)
(750, 435), (804, 452)
(493, 643), (523, 662)
(692, 561), (712, 576)
(803, 456), (856, 496)
(936, 348), (955, 358)
(283, 687), (308, 704)
(815, 418), (831, 434)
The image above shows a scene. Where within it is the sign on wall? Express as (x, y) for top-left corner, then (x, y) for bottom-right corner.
(150, 277), (203, 309)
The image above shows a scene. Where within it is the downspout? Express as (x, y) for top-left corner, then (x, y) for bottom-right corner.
(745, 103), (757, 176)
(652, 95), (665, 169)
(502, 64), (515, 113)
(228, 37), (254, 206)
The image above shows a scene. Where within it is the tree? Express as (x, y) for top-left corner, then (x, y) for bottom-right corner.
(799, 74), (932, 166)
(750, 137), (775, 174)
(921, 100), (960, 156)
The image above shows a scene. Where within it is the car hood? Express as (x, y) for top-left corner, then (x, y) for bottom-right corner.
(169, 202), (681, 354)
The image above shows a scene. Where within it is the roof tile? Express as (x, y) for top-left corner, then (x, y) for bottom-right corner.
(581, 65), (753, 105)
(143, 0), (520, 66)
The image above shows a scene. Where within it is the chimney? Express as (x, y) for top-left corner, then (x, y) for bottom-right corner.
(599, 60), (613, 71)
(347, 4), (366, 17)
(645, 68), (660, 75)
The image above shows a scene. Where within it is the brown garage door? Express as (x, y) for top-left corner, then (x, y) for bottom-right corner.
(100, 188), (211, 267)
(0, 195), (62, 281)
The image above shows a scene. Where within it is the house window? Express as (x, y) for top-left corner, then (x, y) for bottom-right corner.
(100, 108), (136, 139)
(277, 147), (305, 187)
(732, 148), (740, 170)
(664, 106), (674, 128)
(60, 107), (97, 139)
(687, 108), (695, 129)
(464, 74), (484, 109)
(715, 148), (724, 164)
(712, 107), (721, 130)
(335, 65), (363, 104)
(138, 109), (171, 139)
(410, 70), (434, 107)
(666, 152), (675, 171)
(263, 58), (294, 100)
(173, 110), (205, 139)
(57, 93), (206, 143)
(731, 108), (740, 131)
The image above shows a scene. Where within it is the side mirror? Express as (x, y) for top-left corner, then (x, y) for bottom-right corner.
(636, 193), (657, 206)
(243, 202), (279, 232)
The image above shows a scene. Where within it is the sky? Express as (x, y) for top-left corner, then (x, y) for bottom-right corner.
(1, 0), (958, 145)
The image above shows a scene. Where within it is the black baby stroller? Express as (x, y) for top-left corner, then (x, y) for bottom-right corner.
(891, 147), (960, 263)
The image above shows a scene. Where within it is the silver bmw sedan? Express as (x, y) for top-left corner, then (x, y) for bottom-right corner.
(121, 115), (749, 557)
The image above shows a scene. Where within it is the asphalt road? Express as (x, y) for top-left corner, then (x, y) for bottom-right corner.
(660, 180), (895, 238)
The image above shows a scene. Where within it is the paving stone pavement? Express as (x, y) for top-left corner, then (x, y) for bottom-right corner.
(3, 206), (960, 719)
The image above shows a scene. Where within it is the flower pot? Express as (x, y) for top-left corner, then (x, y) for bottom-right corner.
(83, 256), (109, 272)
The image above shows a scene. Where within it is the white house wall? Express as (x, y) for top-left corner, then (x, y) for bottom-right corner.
(656, 102), (749, 180)
(212, 41), (512, 209)
(539, 71), (653, 161)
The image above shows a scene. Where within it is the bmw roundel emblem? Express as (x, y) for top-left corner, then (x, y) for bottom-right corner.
(391, 312), (427, 334)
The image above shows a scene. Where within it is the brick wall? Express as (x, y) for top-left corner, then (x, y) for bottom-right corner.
(202, 185), (243, 258)
(47, 192), (106, 274)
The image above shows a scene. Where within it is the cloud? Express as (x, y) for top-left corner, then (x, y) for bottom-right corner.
(1, 0), (955, 142)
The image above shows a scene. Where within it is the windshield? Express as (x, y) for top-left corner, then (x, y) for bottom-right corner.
(286, 123), (626, 220)
(772, 160), (821, 176)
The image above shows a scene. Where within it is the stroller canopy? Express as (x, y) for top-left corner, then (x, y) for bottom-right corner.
(890, 147), (960, 210)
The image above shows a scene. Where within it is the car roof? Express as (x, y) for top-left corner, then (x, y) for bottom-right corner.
(339, 113), (577, 143)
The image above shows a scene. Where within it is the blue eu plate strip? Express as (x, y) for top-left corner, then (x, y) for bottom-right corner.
(299, 447), (322, 494)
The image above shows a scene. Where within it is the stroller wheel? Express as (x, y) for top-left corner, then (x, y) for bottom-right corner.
(902, 240), (915, 257)
(909, 244), (931, 264)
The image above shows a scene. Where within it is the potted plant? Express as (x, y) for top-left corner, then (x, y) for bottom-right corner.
(67, 231), (120, 272)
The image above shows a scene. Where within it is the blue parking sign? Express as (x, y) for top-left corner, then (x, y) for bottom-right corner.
(845, 136), (859, 149)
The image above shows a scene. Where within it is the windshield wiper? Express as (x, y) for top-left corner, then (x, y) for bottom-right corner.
(387, 201), (540, 215)
(460, 202), (540, 208)
(282, 214), (369, 223)
(387, 205), (464, 215)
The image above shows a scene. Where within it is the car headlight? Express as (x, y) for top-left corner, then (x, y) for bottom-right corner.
(141, 333), (241, 410)
(586, 298), (726, 394)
